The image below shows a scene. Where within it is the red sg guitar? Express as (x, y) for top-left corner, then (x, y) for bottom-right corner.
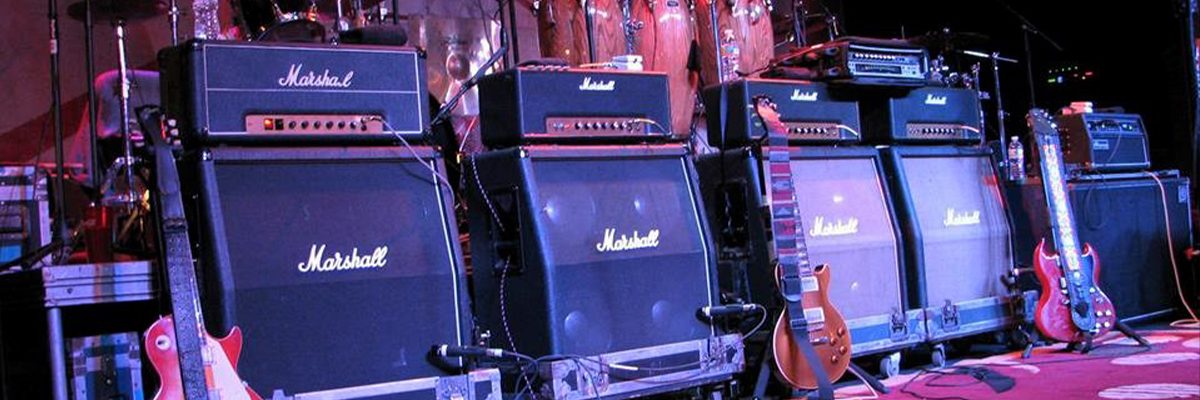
(146, 316), (262, 400)
(753, 97), (851, 389)
(1027, 109), (1117, 343)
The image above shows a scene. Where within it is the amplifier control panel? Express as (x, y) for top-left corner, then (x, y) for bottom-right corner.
(902, 123), (981, 143)
(538, 116), (664, 140)
(245, 114), (385, 135)
(782, 121), (851, 140)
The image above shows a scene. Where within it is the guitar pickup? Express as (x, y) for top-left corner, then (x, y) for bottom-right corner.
(803, 307), (826, 324)
(801, 276), (819, 292)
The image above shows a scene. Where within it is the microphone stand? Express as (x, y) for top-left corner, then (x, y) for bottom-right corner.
(49, 0), (70, 265)
(792, 0), (808, 47)
(995, 0), (1063, 109)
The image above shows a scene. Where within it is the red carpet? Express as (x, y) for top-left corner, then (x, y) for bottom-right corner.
(836, 329), (1200, 399)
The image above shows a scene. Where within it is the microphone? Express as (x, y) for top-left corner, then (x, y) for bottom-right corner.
(434, 345), (507, 359)
(340, 25), (408, 46)
(699, 304), (758, 318)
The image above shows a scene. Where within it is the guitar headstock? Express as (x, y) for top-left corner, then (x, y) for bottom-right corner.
(1026, 108), (1058, 145)
(752, 95), (785, 139)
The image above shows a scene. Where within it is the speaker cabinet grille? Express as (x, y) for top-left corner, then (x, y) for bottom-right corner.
(187, 147), (470, 394)
(884, 147), (1014, 309)
(468, 146), (717, 358)
(789, 157), (904, 320)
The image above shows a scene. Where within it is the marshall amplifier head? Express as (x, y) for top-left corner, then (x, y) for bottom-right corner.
(160, 40), (429, 145)
(701, 79), (862, 149)
(465, 145), (717, 358)
(1054, 113), (1150, 172)
(477, 67), (673, 148)
(856, 86), (983, 145)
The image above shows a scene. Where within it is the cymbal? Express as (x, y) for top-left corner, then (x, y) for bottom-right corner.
(67, 0), (168, 22)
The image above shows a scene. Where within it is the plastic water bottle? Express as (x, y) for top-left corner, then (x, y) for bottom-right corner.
(1007, 136), (1025, 182)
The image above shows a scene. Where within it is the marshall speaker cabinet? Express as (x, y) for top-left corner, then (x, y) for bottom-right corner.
(181, 146), (474, 395)
(696, 147), (925, 357)
(880, 146), (1032, 344)
(466, 145), (742, 398)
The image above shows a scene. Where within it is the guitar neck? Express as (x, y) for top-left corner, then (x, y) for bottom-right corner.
(761, 114), (815, 278)
(151, 126), (217, 399)
(1033, 132), (1084, 272)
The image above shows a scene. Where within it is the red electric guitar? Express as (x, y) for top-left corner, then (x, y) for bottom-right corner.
(144, 109), (261, 400)
(753, 97), (851, 390)
(146, 317), (262, 400)
(1027, 109), (1117, 343)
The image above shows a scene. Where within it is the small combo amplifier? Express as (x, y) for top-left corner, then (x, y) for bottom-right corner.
(159, 40), (429, 144)
(1055, 113), (1150, 172)
(775, 37), (929, 86)
(702, 79), (861, 148)
(477, 67), (673, 148)
(858, 86), (983, 145)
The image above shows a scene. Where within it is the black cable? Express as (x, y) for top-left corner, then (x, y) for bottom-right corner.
(897, 343), (1156, 400)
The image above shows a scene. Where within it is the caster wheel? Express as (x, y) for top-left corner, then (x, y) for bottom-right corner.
(931, 343), (947, 369)
(879, 352), (901, 378)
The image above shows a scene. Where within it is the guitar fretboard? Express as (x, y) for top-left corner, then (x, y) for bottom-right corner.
(1038, 140), (1082, 272)
(756, 98), (823, 332)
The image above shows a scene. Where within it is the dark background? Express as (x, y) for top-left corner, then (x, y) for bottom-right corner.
(802, 0), (1198, 179)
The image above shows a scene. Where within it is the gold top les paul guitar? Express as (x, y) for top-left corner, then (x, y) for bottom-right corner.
(752, 97), (852, 389)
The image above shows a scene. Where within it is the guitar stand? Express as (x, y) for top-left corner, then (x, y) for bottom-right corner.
(1063, 321), (1150, 355)
(751, 345), (889, 399)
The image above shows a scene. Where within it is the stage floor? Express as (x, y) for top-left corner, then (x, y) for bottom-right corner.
(836, 328), (1200, 399)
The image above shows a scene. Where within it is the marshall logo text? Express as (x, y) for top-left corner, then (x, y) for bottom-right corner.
(278, 64), (355, 88)
(297, 244), (388, 273)
(943, 208), (982, 227)
(791, 90), (819, 102)
(809, 216), (859, 237)
(579, 77), (616, 92)
(924, 94), (948, 106)
(595, 228), (660, 252)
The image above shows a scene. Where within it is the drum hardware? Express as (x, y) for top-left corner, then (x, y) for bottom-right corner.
(619, 0), (643, 55)
(961, 49), (1019, 180)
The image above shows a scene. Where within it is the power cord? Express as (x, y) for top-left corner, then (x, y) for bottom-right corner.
(367, 116), (455, 194)
(896, 343), (1155, 400)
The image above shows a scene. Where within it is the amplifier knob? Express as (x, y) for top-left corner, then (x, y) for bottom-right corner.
(349, 122), (358, 129)
(301, 121), (309, 129)
(575, 122), (583, 130)
(325, 121), (334, 129)
(288, 121), (297, 129)
(338, 121), (346, 129)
